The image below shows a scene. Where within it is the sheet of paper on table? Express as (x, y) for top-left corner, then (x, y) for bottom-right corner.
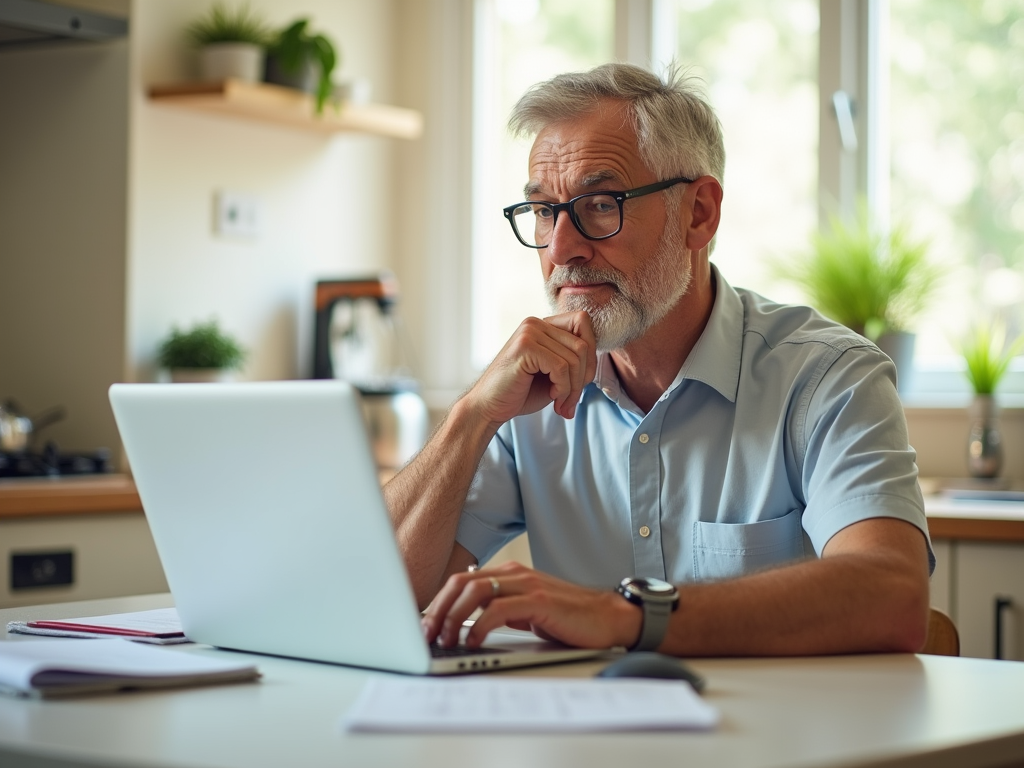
(343, 676), (720, 733)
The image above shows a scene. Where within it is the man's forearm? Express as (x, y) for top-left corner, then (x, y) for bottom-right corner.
(657, 520), (931, 656)
(383, 397), (498, 607)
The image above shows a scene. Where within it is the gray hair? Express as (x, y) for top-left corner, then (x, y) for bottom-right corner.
(508, 62), (725, 189)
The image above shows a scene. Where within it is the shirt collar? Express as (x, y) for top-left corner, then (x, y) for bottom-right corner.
(591, 264), (742, 406)
(676, 264), (742, 403)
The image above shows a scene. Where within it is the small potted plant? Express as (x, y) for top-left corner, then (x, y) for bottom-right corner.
(159, 320), (246, 383)
(958, 320), (1024, 478)
(264, 18), (339, 115)
(186, 2), (272, 83)
(771, 203), (944, 394)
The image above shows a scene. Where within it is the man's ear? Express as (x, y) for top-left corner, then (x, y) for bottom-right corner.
(683, 176), (723, 252)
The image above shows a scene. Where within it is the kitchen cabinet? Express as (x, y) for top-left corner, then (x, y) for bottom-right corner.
(0, 477), (167, 609)
(955, 543), (1023, 661)
(926, 493), (1024, 661)
(148, 79), (423, 139)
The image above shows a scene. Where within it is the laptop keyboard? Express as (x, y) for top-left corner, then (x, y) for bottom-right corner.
(429, 644), (510, 658)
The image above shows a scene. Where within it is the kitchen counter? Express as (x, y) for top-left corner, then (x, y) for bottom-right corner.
(1, 475), (1022, 541)
(0, 475), (142, 519)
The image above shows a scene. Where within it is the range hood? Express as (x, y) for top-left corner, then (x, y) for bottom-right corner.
(0, 0), (127, 47)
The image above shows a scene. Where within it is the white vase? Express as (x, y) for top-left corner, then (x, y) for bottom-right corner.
(169, 369), (234, 384)
(876, 330), (916, 396)
(199, 43), (265, 83)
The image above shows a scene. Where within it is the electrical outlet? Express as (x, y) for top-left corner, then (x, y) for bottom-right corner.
(11, 551), (74, 589)
(215, 190), (262, 240)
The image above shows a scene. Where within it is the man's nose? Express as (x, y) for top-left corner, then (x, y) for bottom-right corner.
(545, 210), (593, 267)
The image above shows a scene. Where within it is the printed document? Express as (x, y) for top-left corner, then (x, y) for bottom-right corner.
(343, 677), (719, 732)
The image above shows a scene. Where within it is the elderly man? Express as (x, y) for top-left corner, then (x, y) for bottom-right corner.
(385, 63), (932, 657)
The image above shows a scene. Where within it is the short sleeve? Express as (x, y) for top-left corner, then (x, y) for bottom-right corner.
(799, 344), (934, 573)
(455, 424), (527, 565)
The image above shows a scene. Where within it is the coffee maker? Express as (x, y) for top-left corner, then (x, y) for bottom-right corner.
(313, 275), (428, 471)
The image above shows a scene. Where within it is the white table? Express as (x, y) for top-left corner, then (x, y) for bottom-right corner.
(3, 594), (1024, 768)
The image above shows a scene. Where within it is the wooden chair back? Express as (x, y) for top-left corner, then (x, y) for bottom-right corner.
(922, 608), (960, 656)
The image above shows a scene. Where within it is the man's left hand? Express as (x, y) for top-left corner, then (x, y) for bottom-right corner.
(421, 561), (641, 650)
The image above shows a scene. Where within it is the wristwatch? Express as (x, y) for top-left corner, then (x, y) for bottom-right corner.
(617, 576), (680, 652)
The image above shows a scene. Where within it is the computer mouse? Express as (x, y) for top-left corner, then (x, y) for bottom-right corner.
(596, 652), (705, 691)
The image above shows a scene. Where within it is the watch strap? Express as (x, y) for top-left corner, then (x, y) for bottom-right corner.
(631, 599), (673, 652)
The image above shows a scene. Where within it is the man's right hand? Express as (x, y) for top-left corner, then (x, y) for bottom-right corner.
(463, 311), (597, 425)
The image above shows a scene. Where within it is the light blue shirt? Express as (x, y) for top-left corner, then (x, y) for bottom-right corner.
(457, 267), (932, 588)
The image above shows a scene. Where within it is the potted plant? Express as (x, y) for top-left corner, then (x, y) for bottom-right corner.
(186, 3), (272, 83)
(957, 320), (1024, 478)
(264, 18), (339, 114)
(159, 320), (246, 383)
(771, 203), (944, 394)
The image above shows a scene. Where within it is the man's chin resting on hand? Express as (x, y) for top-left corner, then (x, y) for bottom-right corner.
(383, 62), (933, 659)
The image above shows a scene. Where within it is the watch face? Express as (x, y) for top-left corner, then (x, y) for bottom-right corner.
(638, 578), (675, 596)
(619, 577), (678, 600)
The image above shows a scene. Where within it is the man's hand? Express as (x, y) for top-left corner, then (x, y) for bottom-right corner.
(422, 561), (641, 650)
(465, 312), (597, 424)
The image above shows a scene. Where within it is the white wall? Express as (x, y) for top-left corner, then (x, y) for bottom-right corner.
(126, 0), (398, 384)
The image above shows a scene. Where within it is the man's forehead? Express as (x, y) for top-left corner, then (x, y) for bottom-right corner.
(525, 132), (644, 197)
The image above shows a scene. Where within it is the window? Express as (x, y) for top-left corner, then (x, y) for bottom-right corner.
(471, 0), (615, 369)
(655, 0), (819, 301)
(467, 0), (1024, 398)
(889, 0), (1024, 397)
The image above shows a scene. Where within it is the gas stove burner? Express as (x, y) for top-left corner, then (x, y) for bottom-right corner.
(0, 442), (112, 478)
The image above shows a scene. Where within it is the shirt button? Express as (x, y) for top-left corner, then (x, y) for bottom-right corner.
(639, 525), (651, 538)
(638, 433), (650, 444)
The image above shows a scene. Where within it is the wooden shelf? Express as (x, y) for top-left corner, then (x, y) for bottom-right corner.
(148, 79), (423, 140)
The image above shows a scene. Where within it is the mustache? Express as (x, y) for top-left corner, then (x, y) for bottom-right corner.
(545, 265), (626, 292)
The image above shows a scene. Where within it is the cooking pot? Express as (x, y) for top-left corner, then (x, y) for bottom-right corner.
(0, 400), (66, 453)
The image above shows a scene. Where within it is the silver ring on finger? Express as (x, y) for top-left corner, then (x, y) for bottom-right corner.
(489, 577), (500, 597)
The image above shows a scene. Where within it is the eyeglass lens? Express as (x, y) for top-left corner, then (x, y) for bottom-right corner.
(511, 194), (621, 247)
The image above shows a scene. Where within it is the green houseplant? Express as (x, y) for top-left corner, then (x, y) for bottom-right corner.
(186, 3), (272, 83)
(772, 204), (943, 341)
(265, 18), (338, 114)
(957, 320), (1024, 479)
(159, 320), (245, 382)
(959, 320), (1024, 396)
(771, 204), (943, 394)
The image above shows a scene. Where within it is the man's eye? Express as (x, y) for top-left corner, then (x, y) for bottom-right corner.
(535, 206), (554, 220)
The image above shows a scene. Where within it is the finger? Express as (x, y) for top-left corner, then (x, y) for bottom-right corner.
(465, 594), (557, 647)
(422, 571), (476, 643)
(437, 578), (501, 647)
(511, 331), (584, 415)
(542, 313), (597, 417)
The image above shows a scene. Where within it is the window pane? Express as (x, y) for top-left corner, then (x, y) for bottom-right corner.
(666, 0), (819, 299)
(471, 0), (614, 369)
(890, 1), (1024, 364)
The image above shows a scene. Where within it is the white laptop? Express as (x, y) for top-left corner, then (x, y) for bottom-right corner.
(109, 380), (601, 675)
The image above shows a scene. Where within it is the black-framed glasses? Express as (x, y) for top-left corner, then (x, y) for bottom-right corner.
(502, 176), (694, 249)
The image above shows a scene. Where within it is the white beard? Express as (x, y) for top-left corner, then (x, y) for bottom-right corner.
(545, 219), (691, 352)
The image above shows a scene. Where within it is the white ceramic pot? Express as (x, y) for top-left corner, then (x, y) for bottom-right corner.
(169, 369), (234, 384)
(876, 330), (916, 396)
(199, 43), (265, 83)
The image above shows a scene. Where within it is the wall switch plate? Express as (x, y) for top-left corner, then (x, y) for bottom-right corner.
(215, 190), (262, 239)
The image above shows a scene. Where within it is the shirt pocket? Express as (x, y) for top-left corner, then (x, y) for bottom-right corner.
(692, 509), (806, 582)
